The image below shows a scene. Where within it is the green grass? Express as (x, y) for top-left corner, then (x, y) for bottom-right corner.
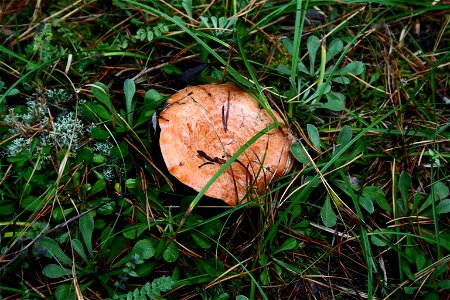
(1, 0), (449, 299)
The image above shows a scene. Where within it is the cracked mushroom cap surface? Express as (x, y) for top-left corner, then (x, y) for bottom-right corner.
(159, 83), (293, 206)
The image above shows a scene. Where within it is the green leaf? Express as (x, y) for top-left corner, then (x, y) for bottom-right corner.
(400, 260), (415, 280)
(363, 185), (392, 213)
(82, 102), (112, 122)
(307, 35), (320, 75)
(306, 124), (321, 150)
(415, 252), (426, 271)
(192, 232), (212, 249)
(100, 227), (114, 253)
(144, 89), (164, 110)
(123, 223), (148, 239)
(436, 199), (450, 214)
(90, 179), (106, 195)
(331, 76), (350, 84)
(71, 239), (89, 263)
(42, 264), (72, 279)
(321, 196), (337, 227)
(272, 237), (298, 255)
(321, 91), (345, 111)
(359, 196), (374, 214)
(370, 228), (392, 247)
(399, 171), (411, 211)
(91, 126), (110, 140)
(236, 296), (250, 300)
(90, 82), (112, 111)
(200, 219), (222, 237)
(111, 141), (129, 158)
(336, 125), (352, 153)
(260, 266), (270, 285)
(433, 181), (449, 200)
(21, 195), (44, 212)
(55, 284), (76, 300)
(338, 61), (365, 76)
(124, 79), (136, 124)
(326, 39), (343, 63)
(131, 239), (155, 260)
(163, 241), (179, 263)
(38, 237), (72, 265)
(80, 213), (94, 255)
(291, 143), (309, 164)
(276, 64), (291, 75)
(97, 201), (116, 215)
(281, 37), (293, 55)
(182, 0), (192, 18)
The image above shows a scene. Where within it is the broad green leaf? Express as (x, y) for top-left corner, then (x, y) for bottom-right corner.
(276, 64), (291, 75)
(82, 102), (112, 122)
(370, 228), (392, 247)
(43, 264), (72, 279)
(272, 256), (302, 274)
(321, 91), (345, 111)
(331, 76), (350, 84)
(38, 237), (72, 265)
(90, 82), (112, 111)
(307, 35), (320, 75)
(124, 79), (136, 124)
(436, 199), (450, 214)
(326, 39), (343, 62)
(144, 89), (164, 110)
(90, 179), (106, 195)
(362, 185), (391, 213)
(307, 124), (321, 150)
(80, 213), (94, 255)
(272, 237), (298, 254)
(321, 197), (336, 227)
(21, 195), (44, 212)
(182, 0), (192, 18)
(433, 182), (449, 200)
(97, 201), (116, 215)
(100, 227), (114, 253)
(163, 242), (179, 263)
(281, 38), (293, 55)
(338, 61), (365, 76)
(200, 219), (222, 237)
(123, 223), (148, 239)
(336, 125), (352, 152)
(399, 171), (411, 209)
(359, 196), (374, 214)
(415, 252), (426, 271)
(131, 239), (155, 260)
(199, 257), (224, 277)
(192, 232), (212, 249)
(55, 284), (76, 300)
(400, 260), (415, 280)
(260, 267), (270, 285)
(92, 155), (105, 164)
(291, 143), (309, 164)
(236, 295), (250, 300)
(111, 141), (129, 158)
(71, 239), (88, 263)
(90, 126), (110, 140)
(305, 82), (331, 103)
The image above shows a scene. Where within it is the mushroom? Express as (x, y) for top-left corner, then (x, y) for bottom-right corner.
(159, 83), (293, 206)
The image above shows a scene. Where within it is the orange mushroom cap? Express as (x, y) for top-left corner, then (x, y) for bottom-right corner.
(159, 83), (293, 206)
